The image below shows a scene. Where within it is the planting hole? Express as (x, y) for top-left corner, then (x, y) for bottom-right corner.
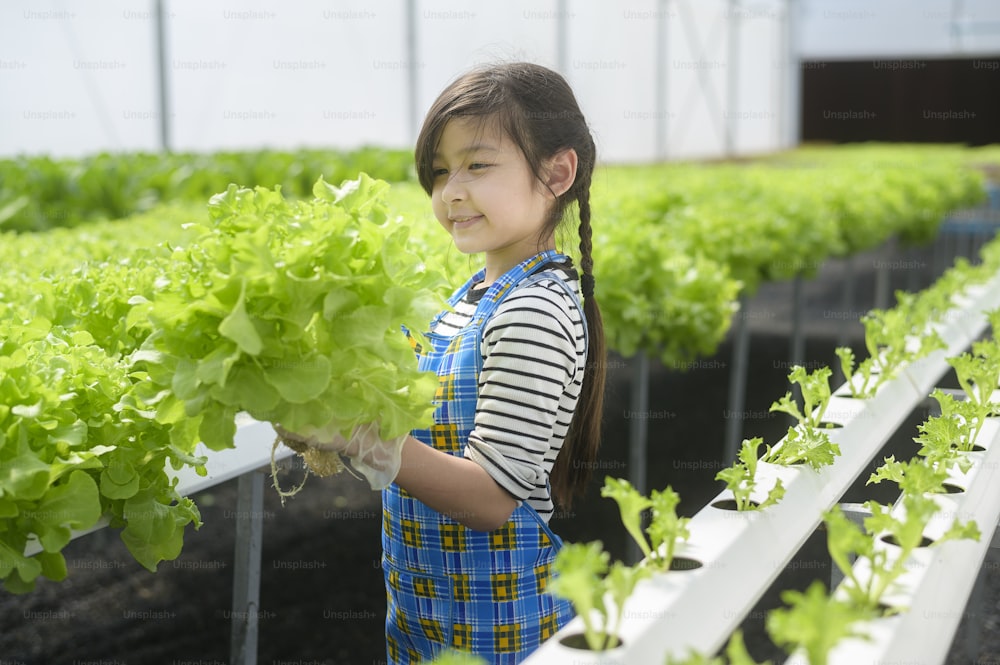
(941, 483), (965, 494)
(879, 534), (934, 548)
(711, 499), (759, 511)
(558, 632), (624, 651)
(875, 602), (899, 618)
(819, 420), (844, 429)
(669, 556), (703, 571)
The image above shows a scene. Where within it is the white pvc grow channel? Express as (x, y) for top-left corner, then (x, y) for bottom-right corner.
(808, 416), (1000, 665)
(522, 270), (1000, 665)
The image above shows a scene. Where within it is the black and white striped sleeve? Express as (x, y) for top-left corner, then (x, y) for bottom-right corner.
(463, 279), (584, 504)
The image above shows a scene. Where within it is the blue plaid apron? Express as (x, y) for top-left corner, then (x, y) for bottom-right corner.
(382, 250), (579, 664)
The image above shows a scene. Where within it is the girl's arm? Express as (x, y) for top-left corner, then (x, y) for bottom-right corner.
(394, 436), (518, 532)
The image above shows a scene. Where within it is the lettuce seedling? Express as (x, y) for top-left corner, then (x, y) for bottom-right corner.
(824, 495), (980, 615)
(647, 486), (691, 568)
(867, 455), (949, 495)
(762, 426), (841, 470)
(601, 477), (691, 570)
(766, 365), (841, 469)
(835, 346), (878, 399)
(947, 340), (1000, 446)
(913, 394), (975, 473)
(715, 438), (785, 511)
(548, 540), (649, 651)
(601, 477), (653, 559)
(837, 305), (944, 400)
(766, 580), (872, 665)
(769, 365), (832, 429)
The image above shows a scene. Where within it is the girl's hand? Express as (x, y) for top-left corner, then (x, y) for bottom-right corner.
(344, 422), (408, 490)
(273, 422), (407, 490)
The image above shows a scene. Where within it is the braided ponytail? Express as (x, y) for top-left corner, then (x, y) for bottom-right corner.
(550, 171), (605, 508)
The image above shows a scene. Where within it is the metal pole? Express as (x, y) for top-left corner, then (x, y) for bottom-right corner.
(556, 0), (568, 74)
(655, 0), (669, 160)
(629, 352), (651, 496)
(154, 0), (171, 152)
(405, 0), (419, 145)
(627, 352), (650, 563)
(835, 255), (856, 385)
(724, 295), (751, 464)
(874, 239), (894, 310)
(725, 0), (739, 156)
(789, 273), (806, 371)
(230, 470), (266, 665)
(783, 0), (801, 149)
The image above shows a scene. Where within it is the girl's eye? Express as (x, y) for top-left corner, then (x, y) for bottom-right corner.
(431, 167), (447, 178)
(468, 163), (491, 170)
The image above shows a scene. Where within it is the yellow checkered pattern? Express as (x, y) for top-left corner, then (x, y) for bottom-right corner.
(430, 423), (462, 455)
(439, 523), (465, 552)
(451, 623), (473, 650)
(494, 623), (522, 654)
(452, 574), (471, 603)
(419, 617), (445, 642)
(539, 612), (560, 641)
(491, 572), (519, 603)
(489, 521), (517, 550)
(534, 562), (552, 595)
(412, 577), (435, 598)
(401, 519), (422, 549)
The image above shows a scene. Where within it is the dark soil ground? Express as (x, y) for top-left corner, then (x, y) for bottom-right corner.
(2, 234), (998, 665)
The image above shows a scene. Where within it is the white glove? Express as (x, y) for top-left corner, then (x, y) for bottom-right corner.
(340, 422), (408, 490)
(273, 421), (407, 490)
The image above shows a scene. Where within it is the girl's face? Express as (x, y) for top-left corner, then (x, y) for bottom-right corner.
(430, 117), (555, 281)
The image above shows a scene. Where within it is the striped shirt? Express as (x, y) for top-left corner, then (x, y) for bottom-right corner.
(432, 262), (587, 521)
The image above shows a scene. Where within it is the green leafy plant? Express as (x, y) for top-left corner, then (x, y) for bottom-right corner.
(947, 339), (1000, 442)
(764, 366), (841, 469)
(425, 650), (488, 665)
(836, 302), (945, 400)
(761, 425), (841, 470)
(133, 174), (448, 452)
(769, 365), (833, 429)
(867, 455), (950, 495)
(913, 382), (998, 479)
(824, 496), (979, 615)
(601, 477), (691, 569)
(766, 580), (872, 665)
(834, 346), (879, 399)
(548, 541), (649, 651)
(715, 438), (785, 511)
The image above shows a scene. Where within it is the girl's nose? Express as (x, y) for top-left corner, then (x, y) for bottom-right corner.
(439, 171), (466, 203)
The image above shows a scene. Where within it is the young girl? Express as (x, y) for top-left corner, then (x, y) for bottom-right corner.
(284, 61), (605, 664)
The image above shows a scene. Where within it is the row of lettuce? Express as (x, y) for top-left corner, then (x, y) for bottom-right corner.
(0, 147), (415, 233)
(1, 144), (994, 368)
(0, 145), (995, 594)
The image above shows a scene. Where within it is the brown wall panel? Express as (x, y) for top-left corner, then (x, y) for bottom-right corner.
(801, 57), (1000, 145)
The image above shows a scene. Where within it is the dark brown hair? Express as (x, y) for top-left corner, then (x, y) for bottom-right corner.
(414, 62), (605, 509)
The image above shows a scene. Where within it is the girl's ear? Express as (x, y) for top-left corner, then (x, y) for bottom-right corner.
(543, 148), (578, 198)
